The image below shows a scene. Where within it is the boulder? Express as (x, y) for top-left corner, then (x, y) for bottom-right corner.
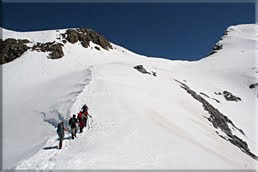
(48, 43), (64, 59)
(66, 29), (79, 44)
(222, 91), (241, 102)
(134, 65), (150, 74)
(249, 83), (258, 89)
(94, 46), (100, 51)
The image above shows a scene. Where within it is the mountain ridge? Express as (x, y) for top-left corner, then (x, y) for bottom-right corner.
(2, 23), (258, 169)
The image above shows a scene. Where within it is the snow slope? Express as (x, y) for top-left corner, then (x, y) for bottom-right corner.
(2, 24), (258, 170)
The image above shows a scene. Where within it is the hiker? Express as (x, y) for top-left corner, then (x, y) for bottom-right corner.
(77, 111), (85, 133)
(57, 121), (67, 149)
(69, 114), (78, 139)
(81, 104), (88, 113)
(83, 110), (88, 128)
(83, 110), (92, 128)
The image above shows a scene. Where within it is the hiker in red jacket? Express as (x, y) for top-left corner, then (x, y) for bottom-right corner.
(77, 111), (85, 133)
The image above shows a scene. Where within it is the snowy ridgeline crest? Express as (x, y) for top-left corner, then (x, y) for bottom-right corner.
(0, 28), (112, 64)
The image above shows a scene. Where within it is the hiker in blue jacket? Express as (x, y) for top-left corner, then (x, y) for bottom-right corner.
(57, 121), (67, 149)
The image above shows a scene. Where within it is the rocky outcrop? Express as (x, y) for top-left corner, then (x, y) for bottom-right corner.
(209, 43), (223, 55)
(94, 46), (100, 51)
(249, 83), (258, 89)
(62, 28), (113, 50)
(134, 65), (150, 74)
(0, 38), (64, 64)
(215, 91), (241, 102)
(133, 65), (157, 77)
(1, 27), (113, 64)
(32, 42), (64, 59)
(223, 91), (241, 101)
(65, 29), (79, 44)
(175, 79), (257, 161)
(0, 38), (30, 64)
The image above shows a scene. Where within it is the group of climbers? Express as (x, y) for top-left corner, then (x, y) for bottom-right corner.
(56, 104), (92, 149)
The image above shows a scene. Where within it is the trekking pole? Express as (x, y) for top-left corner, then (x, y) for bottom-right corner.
(89, 115), (93, 129)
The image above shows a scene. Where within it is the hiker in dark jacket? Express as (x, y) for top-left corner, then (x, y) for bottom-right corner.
(83, 110), (92, 128)
(57, 121), (67, 149)
(69, 115), (78, 139)
(81, 104), (88, 113)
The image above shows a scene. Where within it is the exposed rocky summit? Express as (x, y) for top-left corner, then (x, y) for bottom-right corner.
(0, 38), (30, 64)
(1, 28), (113, 64)
(62, 28), (113, 50)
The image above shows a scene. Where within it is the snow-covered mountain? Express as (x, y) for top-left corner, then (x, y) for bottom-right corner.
(1, 24), (258, 170)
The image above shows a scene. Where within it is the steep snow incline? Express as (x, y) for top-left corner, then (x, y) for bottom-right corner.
(2, 28), (149, 169)
(2, 24), (258, 169)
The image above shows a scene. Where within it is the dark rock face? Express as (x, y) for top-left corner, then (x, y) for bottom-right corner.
(214, 92), (222, 95)
(152, 71), (157, 77)
(63, 28), (112, 50)
(200, 92), (210, 99)
(213, 43), (223, 51)
(175, 79), (258, 161)
(209, 43), (223, 56)
(249, 83), (258, 89)
(222, 91), (241, 102)
(32, 42), (64, 59)
(1, 38), (64, 64)
(133, 65), (157, 77)
(48, 44), (64, 59)
(94, 46), (100, 51)
(212, 98), (220, 103)
(214, 91), (241, 102)
(224, 30), (229, 36)
(65, 29), (79, 44)
(134, 65), (150, 74)
(86, 29), (112, 50)
(0, 38), (30, 64)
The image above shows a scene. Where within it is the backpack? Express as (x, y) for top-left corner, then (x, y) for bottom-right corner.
(57, 123), (64, 134)
(69, 118), (76, 128)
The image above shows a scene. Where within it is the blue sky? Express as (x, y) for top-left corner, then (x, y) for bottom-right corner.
(1, 3), (255, 60)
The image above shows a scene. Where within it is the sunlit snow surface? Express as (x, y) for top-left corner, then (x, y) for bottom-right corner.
(2, 24), (258, 169)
